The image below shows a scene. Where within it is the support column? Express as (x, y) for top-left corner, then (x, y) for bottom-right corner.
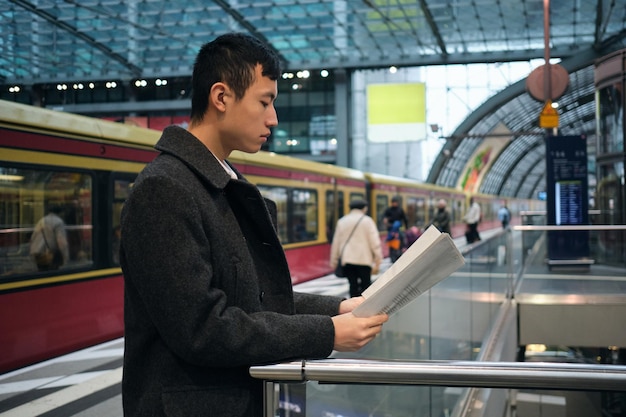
(334, 68), (351, 167)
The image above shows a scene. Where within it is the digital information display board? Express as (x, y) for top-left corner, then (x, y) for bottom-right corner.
(545, 135), (590, 263)
(555, 180), (584, 225)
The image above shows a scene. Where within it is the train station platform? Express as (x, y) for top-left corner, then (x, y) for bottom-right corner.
(1, 227), (624, 416)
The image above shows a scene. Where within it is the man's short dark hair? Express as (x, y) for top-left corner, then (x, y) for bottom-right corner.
(190, 33), (281, 124)
(350, 199), (367, 210)
(47, 203), (63, 215)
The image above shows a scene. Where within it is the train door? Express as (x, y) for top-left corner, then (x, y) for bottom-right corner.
(375, 194), (389, 231)
(406, 196), (424, 228)
(326, 189), (344, 242)
(290, 188), (318, 242)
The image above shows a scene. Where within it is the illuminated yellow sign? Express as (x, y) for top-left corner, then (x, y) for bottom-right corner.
(367, 82), (426, 142)
(539, 101), (559, 129)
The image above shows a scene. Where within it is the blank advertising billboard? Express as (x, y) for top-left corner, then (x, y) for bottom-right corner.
(367, 83), (426, 143)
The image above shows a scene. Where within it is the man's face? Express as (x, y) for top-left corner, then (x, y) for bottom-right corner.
(221, 64), (278, 154)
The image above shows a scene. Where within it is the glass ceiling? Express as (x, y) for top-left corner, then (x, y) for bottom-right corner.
(1, 0), (626, 198)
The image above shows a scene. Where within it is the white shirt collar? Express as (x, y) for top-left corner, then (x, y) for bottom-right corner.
(213, 154), (237, 179)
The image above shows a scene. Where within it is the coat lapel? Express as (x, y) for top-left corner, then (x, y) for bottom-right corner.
(154, 125), (285, 262)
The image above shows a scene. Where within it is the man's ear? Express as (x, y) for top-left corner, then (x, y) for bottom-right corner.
(209, 82), (228, 112)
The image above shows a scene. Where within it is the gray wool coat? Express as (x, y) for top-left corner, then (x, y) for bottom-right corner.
(120, 126), (342, 417)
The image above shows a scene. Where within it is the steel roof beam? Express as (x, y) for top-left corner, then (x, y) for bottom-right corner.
(9, 0), (142, 77)
(212, 0), (289, 69)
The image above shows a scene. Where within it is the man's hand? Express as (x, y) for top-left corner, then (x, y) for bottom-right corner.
(331, 313), (388, 352)
(338, 296), (364, 314)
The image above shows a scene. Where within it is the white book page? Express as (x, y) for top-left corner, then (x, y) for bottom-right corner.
(360, 225), (441, 298)
(352, 225), (465, 317)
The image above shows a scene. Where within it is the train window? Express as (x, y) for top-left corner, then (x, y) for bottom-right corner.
(257, 185), (289, 242)
(414, 197), (427, 228)
(291, 188), (318, 243)
(406, 197), (419, 228)
(257, 185), (318, 244)
(451, 199), (460, 223)
(427, 197), (435, 224)
(375, 195), (388, 231)
(0, 166), (93, 277)
(349, 193), (365, 205)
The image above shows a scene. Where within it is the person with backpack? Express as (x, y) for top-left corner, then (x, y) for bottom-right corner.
(331, 199), (383, 297)
(382, 196), (408, 230)
(29, 204), (69, 271)
(498, 205), (511, 229)
(386, 220), (404, 263)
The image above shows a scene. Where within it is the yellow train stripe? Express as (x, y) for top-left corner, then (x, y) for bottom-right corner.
(0, 148), (146, 173)
(0, 268), (122, 292)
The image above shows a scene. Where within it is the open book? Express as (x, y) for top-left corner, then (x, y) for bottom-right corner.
(352, 225), (465, 317)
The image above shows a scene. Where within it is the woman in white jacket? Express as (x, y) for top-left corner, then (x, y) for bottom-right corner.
(330, 200), (383, 297)
(463, 197), (482, 243)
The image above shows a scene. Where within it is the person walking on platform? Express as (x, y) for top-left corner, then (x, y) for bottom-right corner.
(498, 204), (511, 229)
(382, 196), (408, 262)
(382, 196), (408, 230)
(330, 199), (383, 297)
(119, 33), (387, 417)
(431, 198), (451, 234)
(463, 196), (481, 243)
(386, 219), (404, 263)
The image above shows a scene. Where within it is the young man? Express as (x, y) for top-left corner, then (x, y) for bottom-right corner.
(120, 33), (387, 417)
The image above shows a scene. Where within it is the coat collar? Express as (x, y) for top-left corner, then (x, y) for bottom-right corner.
(155, 127), (282, 248)
(155, 125), (241, 190)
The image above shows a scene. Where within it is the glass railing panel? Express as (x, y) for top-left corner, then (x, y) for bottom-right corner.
(263, 223), (626, 417)
(287, 382), (437, 417)
(286, 230), (520, 417)
(589, 227), (626, 267)
(519, 211), (626, 268)
(276, 382), (626, 417)
(515, 226), (626, 271)
(520, 211), (546, 266)
(457, 231), (513, 358)
(256, 360), (626, 417)
(330, 229), (515, 364)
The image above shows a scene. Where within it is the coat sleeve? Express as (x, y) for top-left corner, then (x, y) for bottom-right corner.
(294, 292), (342, 315)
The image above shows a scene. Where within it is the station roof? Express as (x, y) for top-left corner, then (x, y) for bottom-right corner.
(1, 1), (625, 198)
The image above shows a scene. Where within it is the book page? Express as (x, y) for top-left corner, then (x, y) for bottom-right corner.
(352, 225), (465, 317)
(360, 225), (442, 297)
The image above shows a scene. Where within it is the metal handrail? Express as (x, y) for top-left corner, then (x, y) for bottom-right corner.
(250, 359), (626, 392)
(513, 225), (626, 231)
